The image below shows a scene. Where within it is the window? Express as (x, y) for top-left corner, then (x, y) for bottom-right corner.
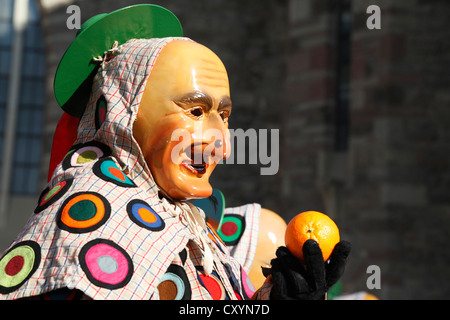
(0, 0), (45, 195)
(0, 1), (13, 157)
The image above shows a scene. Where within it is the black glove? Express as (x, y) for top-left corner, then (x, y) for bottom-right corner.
(269, 239), (351, 300)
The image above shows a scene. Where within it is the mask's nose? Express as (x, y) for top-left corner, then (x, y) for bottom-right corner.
(192, 112), (231, 163)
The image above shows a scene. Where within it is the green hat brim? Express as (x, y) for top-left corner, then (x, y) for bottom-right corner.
(54, 4), (183, 117)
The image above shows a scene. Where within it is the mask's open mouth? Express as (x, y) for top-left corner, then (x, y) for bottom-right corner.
(180, 144), (210, 176)
(181, 161), (208, 175)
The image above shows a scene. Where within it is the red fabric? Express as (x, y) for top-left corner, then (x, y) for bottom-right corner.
(48, 113), (79, 181)
(5, 256), (25, 276)
(221, 221), (238, 236)
(198, 274), (223, 300)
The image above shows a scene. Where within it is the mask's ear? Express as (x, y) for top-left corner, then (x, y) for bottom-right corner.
(48, 112), (79, 181)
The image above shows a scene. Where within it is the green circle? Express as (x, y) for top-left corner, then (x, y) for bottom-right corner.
(77, 150), (98, 164)
(217, 216), (243, 243)
(0, 246), (35, 288)
(43, 184), (62, 201)
(68, 200), (97, 221)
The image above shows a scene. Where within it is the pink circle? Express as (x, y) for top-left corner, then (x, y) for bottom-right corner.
(241, 268), (255, 297)
(84, 243), (129, 285)
(71, 146), (102, 166)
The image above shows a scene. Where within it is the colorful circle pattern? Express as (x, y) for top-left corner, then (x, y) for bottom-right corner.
(79, 239), (133, 290)
(62, 141), (111, 170)
(34, 178), (73, 214)
(56, 192), (111, 233)
(95, 95), (107, 131)
(126, 199), (165, 232)
(240, 267), (256, 299)
(197, 268), (228, 300)
(93, 158), (136, 187)
(217, 214), (246, 246)
(0, 241), (41, 294)
(157, 264), (191, 300)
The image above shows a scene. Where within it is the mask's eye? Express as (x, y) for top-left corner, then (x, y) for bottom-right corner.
(219, 110), (230, 122)
(189, 107), (203, 118)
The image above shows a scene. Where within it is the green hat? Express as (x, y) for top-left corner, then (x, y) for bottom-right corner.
(54, 4), (183, 118)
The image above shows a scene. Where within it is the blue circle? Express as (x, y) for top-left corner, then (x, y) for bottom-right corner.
(126, 200), (165, 231)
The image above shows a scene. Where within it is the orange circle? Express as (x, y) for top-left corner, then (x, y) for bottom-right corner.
(60, 194), (105, 229)
(285, 211), (340, 263)
(137, 207), (157, 224)
(108, 167), (126, 182)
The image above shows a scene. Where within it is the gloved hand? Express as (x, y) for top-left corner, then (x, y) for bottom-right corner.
(269, 239), (351, 300)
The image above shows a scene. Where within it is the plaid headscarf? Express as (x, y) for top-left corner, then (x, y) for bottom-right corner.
(0, 38), (261, 300)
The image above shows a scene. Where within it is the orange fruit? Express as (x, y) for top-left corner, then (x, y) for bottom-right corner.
(285, 211), (340, 263)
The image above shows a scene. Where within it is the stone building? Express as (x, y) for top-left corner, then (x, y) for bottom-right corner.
(0, 0), (449, 299)
(283, 0), (450, 299)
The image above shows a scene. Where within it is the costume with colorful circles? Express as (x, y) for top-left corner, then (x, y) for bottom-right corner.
(0, 38), (261, 300)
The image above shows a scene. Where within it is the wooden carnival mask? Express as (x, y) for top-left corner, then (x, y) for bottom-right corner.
(133, 40), (232, 200)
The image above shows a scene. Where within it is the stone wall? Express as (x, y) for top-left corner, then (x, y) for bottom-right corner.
(283, 0), (450, 299)
(339, 0), (450, 299)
